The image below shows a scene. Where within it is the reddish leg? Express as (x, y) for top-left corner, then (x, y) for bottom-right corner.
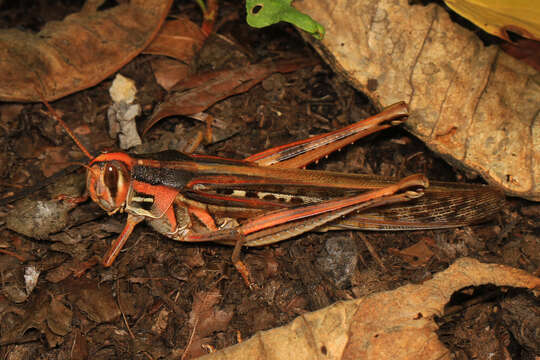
(245, 102), (408, 169)
(102, 214), (144, 267)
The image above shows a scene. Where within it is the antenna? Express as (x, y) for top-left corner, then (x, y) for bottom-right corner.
(41, 100), (94, 160)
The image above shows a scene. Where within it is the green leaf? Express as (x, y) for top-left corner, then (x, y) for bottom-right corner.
(246, 0), (325, 39)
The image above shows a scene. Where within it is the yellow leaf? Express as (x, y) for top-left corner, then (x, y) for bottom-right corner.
(444, 0), (540, 41)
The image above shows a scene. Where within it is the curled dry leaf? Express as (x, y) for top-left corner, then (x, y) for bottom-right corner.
(0, 0), (172, 102)
(294, 0), (540, 200)
(199, 258), (540, 360)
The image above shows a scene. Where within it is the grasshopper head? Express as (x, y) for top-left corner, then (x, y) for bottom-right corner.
(87, 154), (133, 214)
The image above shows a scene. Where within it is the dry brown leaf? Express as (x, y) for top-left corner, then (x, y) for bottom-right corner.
(145, 18), (207, 90)
(185, 288), (233, 358)
(199, 258), (539, 360)
(389, 239), (434, 267)
(0, 0), (172, 102)
(66, 278), (120, 323)
(151, 57), (193, 91)
(45, 262), (75, 283)
(144, 18), (206, 62)
(47, 295), (72, 336)
(293, 0), (540, 200)
(144, 57), (318, 133)
(189, 289), (233, 338)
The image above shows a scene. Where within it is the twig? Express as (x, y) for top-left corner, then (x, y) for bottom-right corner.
(0, 249), (26, 262)
(358, 233), (387, 272)
(116, 279), (135, 339)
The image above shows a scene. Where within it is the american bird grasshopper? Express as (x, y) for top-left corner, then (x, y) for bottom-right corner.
(47, 101), (503, 283)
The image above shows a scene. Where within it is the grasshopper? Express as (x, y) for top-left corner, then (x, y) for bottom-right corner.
(47, 101), (503, 283)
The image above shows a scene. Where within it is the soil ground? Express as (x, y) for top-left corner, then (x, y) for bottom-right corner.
(0, 1), (538, 359)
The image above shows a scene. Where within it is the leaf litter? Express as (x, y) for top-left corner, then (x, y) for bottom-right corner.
(0, 1), (538, 359)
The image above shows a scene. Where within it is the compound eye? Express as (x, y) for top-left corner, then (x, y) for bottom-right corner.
(103, 164), (119, 200)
